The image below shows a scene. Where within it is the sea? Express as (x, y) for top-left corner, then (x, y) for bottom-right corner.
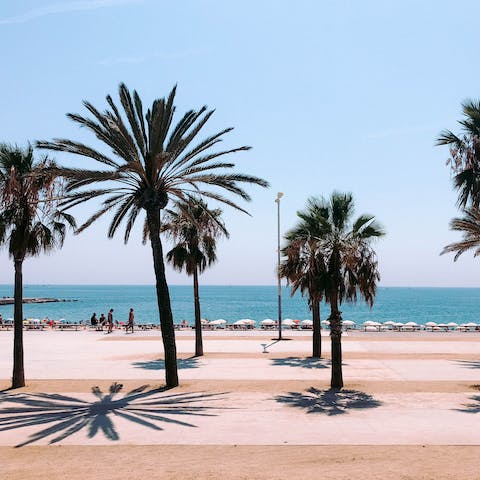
(1, 285), (480, 326)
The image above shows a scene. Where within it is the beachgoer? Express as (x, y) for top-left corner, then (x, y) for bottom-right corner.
(126, 308), (135, 333)
(99, 313), (106, 330)
(90, 313), (98, 326)
(107, 309), (114, 333)
(181, 319), (188, 328)
(0, 314), (3, 324)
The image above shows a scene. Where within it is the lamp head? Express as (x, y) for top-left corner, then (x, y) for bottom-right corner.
(277, 192), (284, 200)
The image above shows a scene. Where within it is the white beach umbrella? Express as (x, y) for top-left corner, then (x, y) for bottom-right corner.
(425, 322), (437, 327)
(465, 322), (478, 327)
(301, 319), (313, 326)
(405, 321), (418, 327)
(343, 320), (356, 326)
(447, 322), (458, 327)
(210, 319), (227, 325)
(233, 320), (246, 325)
(321, 320), (330, 325)
(437, 323), (448, 328)
(261, 319), (275, 326)
(363, 321), (376, 326)
(242, 319), (256, 326)
(383, 321), (396, 325)
(200, 318), (209, 325)
(282, 319), (295, 326)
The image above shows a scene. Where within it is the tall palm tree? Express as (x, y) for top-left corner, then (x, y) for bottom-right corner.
(162, 198), (228, 357)
(288, 194), (384, 389)
(441, 206), (480, 260)
(37, 83), (268, 388)
(280, 205), (328, 358)
(0, 144), (76, 388)
(437, 99), (480, 208)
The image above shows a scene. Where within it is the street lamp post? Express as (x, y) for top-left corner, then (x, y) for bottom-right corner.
(275, 192), (284, 340)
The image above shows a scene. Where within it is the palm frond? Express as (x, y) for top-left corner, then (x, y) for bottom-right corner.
(36, 139), (119, 169)
(107, 195), (136, 239)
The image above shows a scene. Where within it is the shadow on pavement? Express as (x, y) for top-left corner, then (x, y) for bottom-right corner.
(271, 357), (330, 369)
(0, 382), (225, 447)
(133, 357), (200, 370)
(453, 395), (480, 414)
(455, 360), (480, 369)
(275, 387), (382, 415)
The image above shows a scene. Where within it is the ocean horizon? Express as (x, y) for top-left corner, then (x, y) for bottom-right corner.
(1, 284), (480, 326)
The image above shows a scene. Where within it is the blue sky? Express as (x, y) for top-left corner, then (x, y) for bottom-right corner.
(0, 0), (479, 286)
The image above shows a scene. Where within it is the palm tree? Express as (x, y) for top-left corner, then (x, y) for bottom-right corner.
(162, 198), (228, 357)
(289, 194), (384, 389)
(280, 205), (328, 358)
(441, 206), (480, 260)
(37, 83), (268, 388)
(0, 144), (76, 388)
(437, 99), (480, 208)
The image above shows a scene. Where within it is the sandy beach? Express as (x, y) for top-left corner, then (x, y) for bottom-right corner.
(1, 329), (479, 479)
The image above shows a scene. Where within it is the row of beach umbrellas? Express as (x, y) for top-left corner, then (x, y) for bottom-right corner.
(203, 318), (256, 326)
(200, 318), (479, 329)
(363, 320), (479, 330)
(202, 318), (345, 327)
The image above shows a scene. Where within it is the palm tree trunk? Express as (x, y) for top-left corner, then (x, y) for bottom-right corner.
(12, 258), (25, 388)
(312, 300), (321, 358)
(193, 267), (203, 357)
(146, 207), (178, 388)
(328, 289), (343, 389)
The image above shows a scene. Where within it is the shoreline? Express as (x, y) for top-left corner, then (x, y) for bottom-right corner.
(3, 285), (480, 327)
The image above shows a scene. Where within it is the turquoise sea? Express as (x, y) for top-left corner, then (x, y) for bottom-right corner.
(1, 285), (480, 326)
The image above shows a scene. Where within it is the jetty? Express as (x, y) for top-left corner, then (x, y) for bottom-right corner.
(0, 297), (76, 305)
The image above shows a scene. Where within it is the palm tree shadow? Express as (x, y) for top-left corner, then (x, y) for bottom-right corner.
(271, 357), (330, 369)
(275, 387), (382, 415)
(455, 360), (480, 369)
(453, 395), (480, 414)
(0, 382), (226, 447)
(271, 357), (349, 369)
(133, 357), (200, 370)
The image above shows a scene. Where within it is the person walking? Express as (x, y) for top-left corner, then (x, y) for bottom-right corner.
(107, 308), (114, 333)
(126, 308), (135, 334)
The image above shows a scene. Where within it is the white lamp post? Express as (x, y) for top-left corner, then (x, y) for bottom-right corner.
(275, 192), (283, 340)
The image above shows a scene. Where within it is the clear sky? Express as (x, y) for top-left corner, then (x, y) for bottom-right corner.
(1, 0), (480, 286)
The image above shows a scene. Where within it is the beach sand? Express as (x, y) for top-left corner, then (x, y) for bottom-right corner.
(1, 330), (479, 479)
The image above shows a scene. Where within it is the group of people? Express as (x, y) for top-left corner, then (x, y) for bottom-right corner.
(90, 308), (135, 334)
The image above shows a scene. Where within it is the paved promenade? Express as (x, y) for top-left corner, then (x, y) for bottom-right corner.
(1, 330), (479, 479)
